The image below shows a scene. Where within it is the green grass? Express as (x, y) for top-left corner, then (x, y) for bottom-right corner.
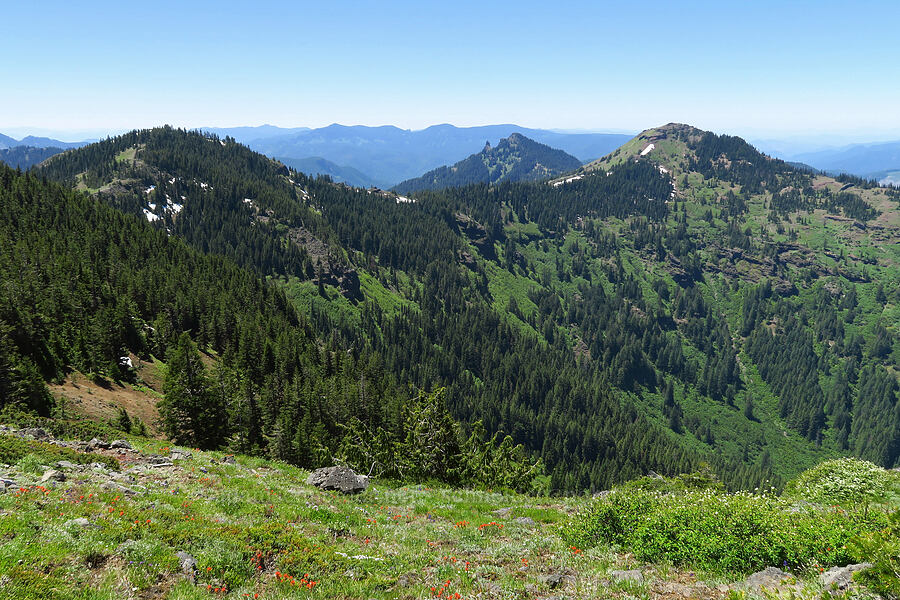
(3, 432), (894, 599)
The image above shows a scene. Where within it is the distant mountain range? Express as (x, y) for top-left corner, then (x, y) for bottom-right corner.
(394, 133), (582, 193)
(788, 141), (900, 183)
(196, 123), (631, 186)
(0, 133), (92, 150)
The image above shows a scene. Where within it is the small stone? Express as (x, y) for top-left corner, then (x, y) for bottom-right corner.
(41, 469), (66, 483)
(21, 428), (50, 440)
(492, 507), (513, 518)
(109, 440), (132, 450)
(56, 461), (79, 470)
(101, 481), (135, 495)
(542, 568), (576, 589)
(176, 551), (197, 579)
(395, 572), (419, 588)
(65, 517), (91, 528)
(514, 516), (536, 526)
(610, 569), (644, 583)
(222, 455), (236, 464)
(743, 567), (793, 592)
(86, 437), (110, 450)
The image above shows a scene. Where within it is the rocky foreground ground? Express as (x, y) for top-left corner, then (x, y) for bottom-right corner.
(0, 425), (878, 599)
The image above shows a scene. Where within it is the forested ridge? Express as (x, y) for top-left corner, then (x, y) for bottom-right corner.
(12, 123), (900, 493)
(393, 132), (583, 194)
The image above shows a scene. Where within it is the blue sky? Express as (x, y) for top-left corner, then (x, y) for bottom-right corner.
(3, 0), (900, 141)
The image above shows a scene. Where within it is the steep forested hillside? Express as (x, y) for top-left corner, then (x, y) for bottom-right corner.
(0, 145), (65, 169)
(28, 124), (900, 492)
(394, 133), (582, 193)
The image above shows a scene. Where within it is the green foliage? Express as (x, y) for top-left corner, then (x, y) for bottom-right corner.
(569, 480), (887, 574)
(159, 332), (225, 449)
(784, 457), (893, 508)
(850, 508), (900, 599)
(336, 389), (546, 493)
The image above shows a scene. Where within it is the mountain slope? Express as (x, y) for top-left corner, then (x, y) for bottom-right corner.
(247, 123), (630, 185)
(276, 155), (384, 188)
(394, 133), (582, 193)
(33, 125), (900, 491)
(0, 145), (65, 169)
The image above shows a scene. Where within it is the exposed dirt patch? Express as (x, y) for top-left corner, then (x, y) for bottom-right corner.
(50, 363), (163, 436)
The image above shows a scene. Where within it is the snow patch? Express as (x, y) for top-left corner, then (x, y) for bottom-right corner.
(552, 174), (584, 187)
(396, 195), (415, 204)
(200, 182), (209, 189)
(148, 203), (157, 210)
(243, 198), (254, 205)
(144, 185), (156, 194)
(640, 143), (655, 156)
(658, 166), (669, 175)
(143, 209), (160, 222)
(168, 178), (176, 184)
(169, 203), (183, 215)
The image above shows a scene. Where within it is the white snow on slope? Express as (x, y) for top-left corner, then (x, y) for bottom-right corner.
(552, 174), (584, 187)
(143, 209), (160, 222)
(640, 143), (655, 156)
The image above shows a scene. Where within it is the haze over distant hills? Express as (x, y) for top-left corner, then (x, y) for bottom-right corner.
(0, 133), (93, 150)
(204, 123), (631, 186)
(787, 141), (900, 182)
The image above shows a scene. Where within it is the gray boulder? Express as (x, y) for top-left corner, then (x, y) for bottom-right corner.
(820, 563), (872, 592)
(306, 466), (369, 494)
(743, 567), (796, 593)
(109, 439), (132, 450)
(56, 461), (79, 470)
(514, 516), (537, 527)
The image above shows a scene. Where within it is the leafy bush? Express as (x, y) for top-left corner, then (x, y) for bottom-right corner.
(784, 457), (892, 508)
(568, 483), (887, 574)
(850, 508), (900, 599)
(0, 435), (119, 471)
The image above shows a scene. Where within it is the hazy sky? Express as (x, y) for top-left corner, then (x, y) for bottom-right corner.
(3, 0), (900, 140)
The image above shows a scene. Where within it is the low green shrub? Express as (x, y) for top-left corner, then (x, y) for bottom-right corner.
(784, 457), (894, 509)
(0, 435), (119, 471)
(569, 485), (887, 574)
(850, 508), (900, 599)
